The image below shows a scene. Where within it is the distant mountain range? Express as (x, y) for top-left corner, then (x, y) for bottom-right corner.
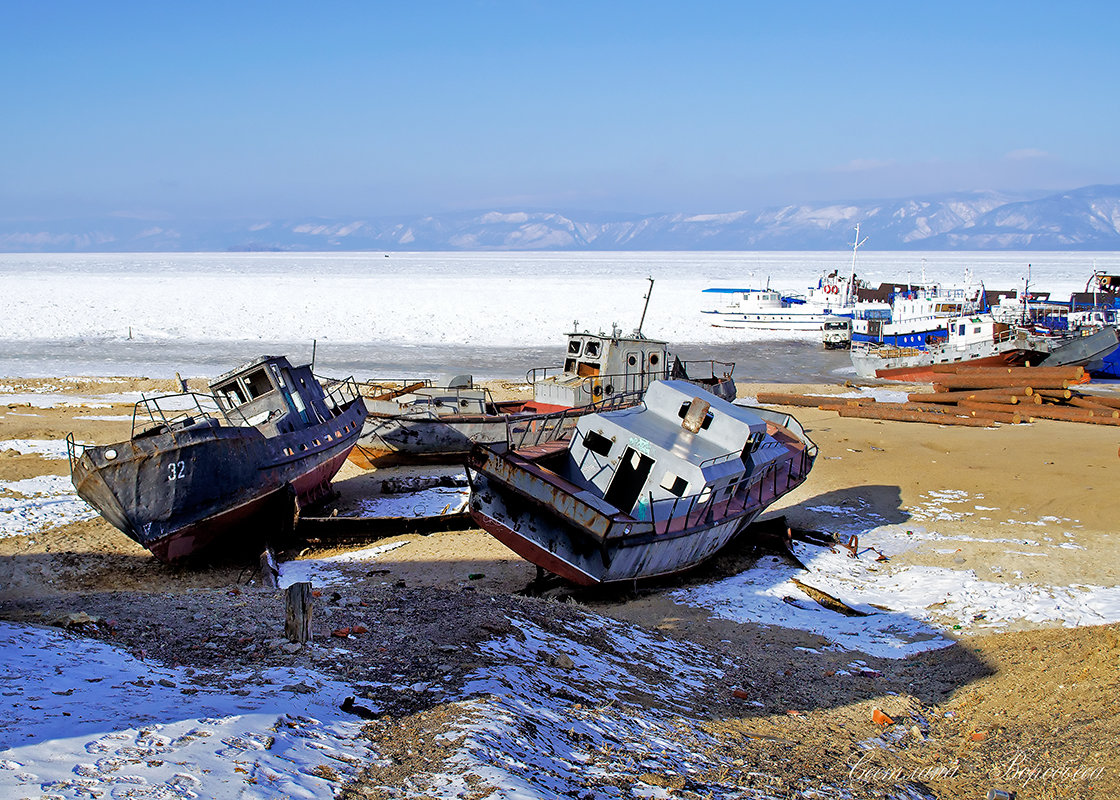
(4, 184), (1120, 252)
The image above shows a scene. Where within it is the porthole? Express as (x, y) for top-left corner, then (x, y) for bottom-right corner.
(104, 449), (117, 461)
(627, 355), (637, 366)
(649, 354), (659, 365)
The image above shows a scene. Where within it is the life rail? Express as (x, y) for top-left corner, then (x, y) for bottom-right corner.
(503, 389), (646, 449)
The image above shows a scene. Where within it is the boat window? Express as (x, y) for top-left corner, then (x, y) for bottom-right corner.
(958, 324), (966, 335)
(564, 358), (576, 372)
(583, 429), (613, 457)
(628, 355), (637, 366)
(244, 370), (273, 399)
(568, 339), (582, 355)
(585, 340), (601, 357)
(660, 473), (688, 497)
(217, 383), (246, 407)
(649, 353), (659, 366)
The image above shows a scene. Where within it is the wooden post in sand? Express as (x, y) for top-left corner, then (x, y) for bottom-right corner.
(285, 581), (313, 643)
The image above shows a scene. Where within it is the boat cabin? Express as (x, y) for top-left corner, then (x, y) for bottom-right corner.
(210, 355), (334, 432)
(533, 326), (670, 409)
(564, 380), (776, 519)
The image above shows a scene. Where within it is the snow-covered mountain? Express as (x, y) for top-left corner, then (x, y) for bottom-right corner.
(4, 185), (1120, 252)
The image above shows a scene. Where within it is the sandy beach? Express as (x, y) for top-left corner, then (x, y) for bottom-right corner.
(2, 374), (1119, 799)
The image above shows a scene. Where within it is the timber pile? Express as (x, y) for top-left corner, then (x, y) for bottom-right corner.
(759, 365), (1120, 427)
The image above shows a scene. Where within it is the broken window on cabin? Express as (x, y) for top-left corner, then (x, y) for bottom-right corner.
(585, 340), (601, 357)
(660, 473), (688, 497)
(244, 370), (273, 399)
(582, 429), (613, 457)
(218, 384), (246, 407)
(568, 340), (582, 355)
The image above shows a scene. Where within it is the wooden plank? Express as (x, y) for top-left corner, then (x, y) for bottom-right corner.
(835, 405), (994, 427)
(285, 582), (313, 644)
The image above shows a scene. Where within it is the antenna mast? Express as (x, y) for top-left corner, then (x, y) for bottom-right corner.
(849, 224), (867, 304)
(636, 276), (655, 337)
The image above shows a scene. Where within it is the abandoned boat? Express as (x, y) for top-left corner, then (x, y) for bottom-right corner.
(67, 355), (367, 563)
(466, 379), (817, 585)
(348, 326), (735, 468)
(850, 314), (1119, 382)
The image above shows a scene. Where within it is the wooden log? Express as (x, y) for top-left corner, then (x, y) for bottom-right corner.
(1022, 406), (1118, 423)
(958, 400), (1026, 416)
(910, 388), (1039, 405)
(1067, 397), (1120, 417)
(966, 408), (1022, 424)
(757, 392), (874, 407)
(899, 401), (960, 414)
(929, 364), (1085, 380)
(1073, 393), (1120, 409)
(934, 375), (1074, 391)
(790, 577), (869, 617)
(1034, 388), (1073, 400)
(285, 581), (313, 644)
(835, 405), (994, 427)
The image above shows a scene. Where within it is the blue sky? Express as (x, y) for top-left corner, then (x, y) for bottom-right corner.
(3, 1), (1117, 221)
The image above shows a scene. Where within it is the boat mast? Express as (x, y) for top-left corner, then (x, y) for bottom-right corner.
(848, 223), (867, 305)
(636, 276), (655, 337)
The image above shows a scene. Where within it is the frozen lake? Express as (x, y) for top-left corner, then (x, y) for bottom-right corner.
(2, 250), (1115, 381)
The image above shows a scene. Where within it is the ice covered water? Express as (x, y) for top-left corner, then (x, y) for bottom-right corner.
(1, 250), (1113, 381)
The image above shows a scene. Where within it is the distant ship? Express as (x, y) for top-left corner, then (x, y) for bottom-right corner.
(701, 225), (868, 331)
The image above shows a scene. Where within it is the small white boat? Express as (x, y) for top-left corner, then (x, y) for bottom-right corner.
(702, 225), (868, 332)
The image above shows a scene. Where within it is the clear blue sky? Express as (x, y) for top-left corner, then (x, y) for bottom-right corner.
(2, 1), (1117, 221)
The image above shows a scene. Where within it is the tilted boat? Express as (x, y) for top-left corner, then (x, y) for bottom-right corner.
(466, 380), (817, 585)
(348, 326), (735, 468)
(850, 314), (1119, 382)
(67, 355), (367, 563)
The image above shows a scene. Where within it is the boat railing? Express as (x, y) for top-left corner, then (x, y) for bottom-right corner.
(352, 377), (435, 402)
(505, 389), (645, 449)
(673, 359), (736, 380)
(525, 365), (669, 391)
(129, 392), (248, 438)
(642, 448), (814, 534)
(320, 375), (364, 413)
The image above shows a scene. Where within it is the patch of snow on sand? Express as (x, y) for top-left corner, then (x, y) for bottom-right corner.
(0, 475), (97, 539)
(0, 439), (81, 460)
(0, 621), (381, 800)
(278, 541), (414, 588)
(352, 486), (469, 518)
(675, 538), (1120, 659)
(408, 615), (760, 799)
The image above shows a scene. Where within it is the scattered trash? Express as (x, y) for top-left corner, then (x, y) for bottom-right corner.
(871, 708), (894, 726)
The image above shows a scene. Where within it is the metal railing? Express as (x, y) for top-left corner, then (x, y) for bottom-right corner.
(503, 389), (645, 450)
(128, 391), (251, 438)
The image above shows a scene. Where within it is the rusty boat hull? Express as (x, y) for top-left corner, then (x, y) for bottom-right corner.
(467, 399), (816, 586)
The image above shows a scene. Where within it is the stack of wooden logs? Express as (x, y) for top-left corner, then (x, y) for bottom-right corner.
(758, 365), (1120, 427)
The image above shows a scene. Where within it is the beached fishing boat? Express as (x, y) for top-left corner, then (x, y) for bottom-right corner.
(349, 328), (736, 467)
(466, 380), (817, 585)
(67, 355), (367, 563)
